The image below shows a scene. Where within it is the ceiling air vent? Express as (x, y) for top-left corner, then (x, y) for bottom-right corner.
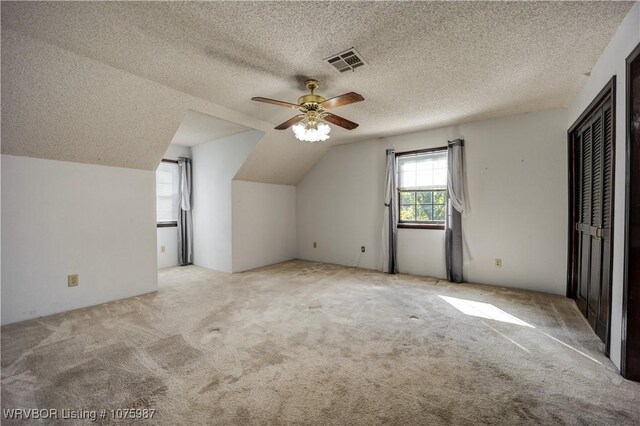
(324, 48), (367, 73)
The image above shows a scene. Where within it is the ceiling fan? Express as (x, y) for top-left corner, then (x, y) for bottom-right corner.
(251, 79), (364, 142)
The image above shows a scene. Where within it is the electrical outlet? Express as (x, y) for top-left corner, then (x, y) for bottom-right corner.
(495, 259), (502, 268)
(160, 245), (166, 253)
(68, 274), (79, 287)
(361, 246), (366, 253)
(313, 242), (317, 248)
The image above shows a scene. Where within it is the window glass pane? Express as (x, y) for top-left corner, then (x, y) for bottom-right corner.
(416, 169), (433, 188)
(157, 196), (172, 221)
(156, 162), (180, 222)
(417, 204), (432, 221)
(434, 169), (447, 187)
(416, 191), (432, 204)
(399, 171), (416, 189)
(397, 150), (447, 191)
(415, 158), (432, 170)
(433, 205), (446, 221)
(433, 191), (446, 205)
(399, 157), (417, 173)
(400, 205), (415, 221)
(434, 155), (447, 169)
(400, 191), (415, 204)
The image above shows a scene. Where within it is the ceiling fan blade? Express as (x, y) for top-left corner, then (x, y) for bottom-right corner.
(321, 92), (364, 109)
(275, 115), (305, 130)
(323, 113), (359, 130)
(251, 97), (301, 110)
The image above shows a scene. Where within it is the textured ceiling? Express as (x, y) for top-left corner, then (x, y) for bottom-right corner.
(1, 28), (273, 171)
(1, 1), (635, 183)
(171, 110), (250, 147)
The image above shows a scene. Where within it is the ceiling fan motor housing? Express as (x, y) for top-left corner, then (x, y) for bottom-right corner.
(298, 79), (326, 112)
(298, 94), (326, 111)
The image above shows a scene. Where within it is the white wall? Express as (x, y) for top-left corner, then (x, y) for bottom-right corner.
(1, 154), (157, 325)
(567, 2), (639, 371)
(156, 144), (191, 269)
(232, 180), (296, 272)
(191, 130), (262, 272)
(297, 108), (568, 295)
(296, 138), (385, 271)
(157, 227), (179, 269)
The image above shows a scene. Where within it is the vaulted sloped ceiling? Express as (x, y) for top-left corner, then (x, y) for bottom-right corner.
(1, 28), (274, 171)
(171, 110), (252, 147)
(1, 1), (634, 183)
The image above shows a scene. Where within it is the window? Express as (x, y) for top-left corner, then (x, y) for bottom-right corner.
(156, 160), (180, 227)
(397, 148), (447, 229)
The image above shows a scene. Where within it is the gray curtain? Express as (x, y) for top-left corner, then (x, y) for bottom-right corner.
(381, 149), (398, 273)
(446, 139), (470, 283)
(177, 157), (193, 266)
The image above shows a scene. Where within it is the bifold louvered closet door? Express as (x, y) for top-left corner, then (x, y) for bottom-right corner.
(573, 97), (614, 345)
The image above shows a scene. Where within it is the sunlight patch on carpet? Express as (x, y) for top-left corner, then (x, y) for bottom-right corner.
(439, 295), (535, 328)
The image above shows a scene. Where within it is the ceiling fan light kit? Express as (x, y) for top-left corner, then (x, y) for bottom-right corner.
(251, 79), (363, 143)
(292, 121), (330, 143)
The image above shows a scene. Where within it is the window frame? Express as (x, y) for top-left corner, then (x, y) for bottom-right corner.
(157, 159), (179, 228)
(395, 147), (448, 230)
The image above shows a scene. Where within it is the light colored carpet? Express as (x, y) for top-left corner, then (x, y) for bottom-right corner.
(2, 260), (639, 425)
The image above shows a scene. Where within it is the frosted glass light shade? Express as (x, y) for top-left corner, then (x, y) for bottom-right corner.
(292, 121), (331, 142)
